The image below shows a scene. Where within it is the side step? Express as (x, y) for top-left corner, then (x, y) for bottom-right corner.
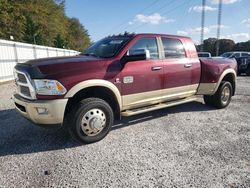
(121, 97), (197, 117)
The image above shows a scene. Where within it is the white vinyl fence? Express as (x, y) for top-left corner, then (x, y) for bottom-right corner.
(0, 39), (80, 82)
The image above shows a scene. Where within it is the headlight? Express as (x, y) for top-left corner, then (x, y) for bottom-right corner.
(34, 79), (67, 95)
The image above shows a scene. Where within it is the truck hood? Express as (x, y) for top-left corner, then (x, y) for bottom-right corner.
(25, 55), (102, 67)
(15, 55), (107, 79)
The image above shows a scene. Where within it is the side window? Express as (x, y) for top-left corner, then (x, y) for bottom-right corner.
(234, 53), (240, 58)
(242, 53), (249, 57)
(162, 38), (186, 58)
(128, 38), (159, 59)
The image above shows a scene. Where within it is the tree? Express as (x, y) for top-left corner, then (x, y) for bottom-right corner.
(54, 33), (65, 48)
(196, 38), (247, 56)
(234, 41), (250, 51)
(0, 0), (91, 51)
(203, 38), (217, 55)
(23, 14), (42, 44)
(216, 39), (235, 55)
(0, 0), (26, 41)
(66, 18), (91, 51)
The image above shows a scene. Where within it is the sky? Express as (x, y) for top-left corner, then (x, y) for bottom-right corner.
(65, 0), (250, 43)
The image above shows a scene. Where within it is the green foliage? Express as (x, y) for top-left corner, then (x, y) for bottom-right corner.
(23, 14), (43, 44)
(197, 38), (250, 56)
(233, 41), (250, 51)
(54, 33), (65, 48)
(0, 0), (90, 51)
(0, 0), (26, 41)
(66, 18), (91, 51)
(216, 39), (235, 55)
(203, 38), (217, 55)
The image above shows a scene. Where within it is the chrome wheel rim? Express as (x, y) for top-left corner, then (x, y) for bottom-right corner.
(81, 108), (106, 136)
(221, 86), (230, 104)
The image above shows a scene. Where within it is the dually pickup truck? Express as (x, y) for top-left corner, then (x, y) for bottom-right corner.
(13, 33), (237, 143)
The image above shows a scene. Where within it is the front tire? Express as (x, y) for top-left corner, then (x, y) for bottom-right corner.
(65, 98), (114, 144)
(203, 81), (233, 109)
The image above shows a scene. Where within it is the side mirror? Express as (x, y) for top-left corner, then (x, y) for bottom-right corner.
(121, 49), (150, 64)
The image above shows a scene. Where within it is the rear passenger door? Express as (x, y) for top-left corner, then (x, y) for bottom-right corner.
(160, 37), (197, 100)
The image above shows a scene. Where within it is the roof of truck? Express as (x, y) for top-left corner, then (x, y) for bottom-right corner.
(106, 33), (191, 40)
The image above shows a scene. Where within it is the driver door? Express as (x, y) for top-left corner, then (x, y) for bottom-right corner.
(120, 37), (164, 110)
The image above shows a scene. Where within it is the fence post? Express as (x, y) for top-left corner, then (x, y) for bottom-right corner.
(46, 48), (49, 57)
(13, 43), (19, 64)
(33, 45), (37, 59)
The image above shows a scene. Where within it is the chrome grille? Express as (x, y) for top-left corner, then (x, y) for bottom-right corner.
(14, 69), (36, 100)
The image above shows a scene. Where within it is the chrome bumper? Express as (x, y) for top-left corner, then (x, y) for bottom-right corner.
(13, 94), (68, 125)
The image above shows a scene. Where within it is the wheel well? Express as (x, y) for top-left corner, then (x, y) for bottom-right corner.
(222, 73), (236, 96)
(65, 86), (121, 120)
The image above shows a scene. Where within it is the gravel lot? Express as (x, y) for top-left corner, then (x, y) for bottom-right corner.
(0, 77), (249, 188)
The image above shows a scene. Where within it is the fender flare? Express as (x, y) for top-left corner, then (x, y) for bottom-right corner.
(212, 68), (236, 95)
(64, 79), (122, 110)
(197, 68), (236, 95)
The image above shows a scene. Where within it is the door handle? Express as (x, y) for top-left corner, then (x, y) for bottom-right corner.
(151, 66), (162, 71)
(184, 64), (192, 68)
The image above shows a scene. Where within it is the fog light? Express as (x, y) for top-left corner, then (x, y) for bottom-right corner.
(37, 108), (48, 114)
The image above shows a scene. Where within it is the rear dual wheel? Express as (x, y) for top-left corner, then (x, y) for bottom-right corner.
(203, 81), (233, 109)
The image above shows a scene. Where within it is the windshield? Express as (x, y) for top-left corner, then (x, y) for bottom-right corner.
(220, 52), (233, 58)
(82, 37), (131, 58)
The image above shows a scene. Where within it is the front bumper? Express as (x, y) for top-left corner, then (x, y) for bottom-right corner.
(13, 94), (68, 125)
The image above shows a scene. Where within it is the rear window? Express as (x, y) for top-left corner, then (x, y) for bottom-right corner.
(161, 38), (186, 58)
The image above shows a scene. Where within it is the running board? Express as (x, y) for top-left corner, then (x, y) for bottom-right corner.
(121, 97), (197, 117)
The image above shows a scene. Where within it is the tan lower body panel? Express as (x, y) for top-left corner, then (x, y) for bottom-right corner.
(122, 84), (199, 110)
(13, 94), (68, 125)
(196, 83), (217, 95)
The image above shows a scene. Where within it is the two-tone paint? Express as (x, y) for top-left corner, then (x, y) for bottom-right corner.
(14, 33), (237, 125)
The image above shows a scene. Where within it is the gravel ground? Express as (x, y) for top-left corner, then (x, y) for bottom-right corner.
(0, 77), (249, 188)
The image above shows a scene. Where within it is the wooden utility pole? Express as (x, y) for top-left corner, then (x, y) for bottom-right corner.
(216, 0), (222, 56)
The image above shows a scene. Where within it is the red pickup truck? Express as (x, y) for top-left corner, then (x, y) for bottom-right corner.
(13, 33), (237, 143)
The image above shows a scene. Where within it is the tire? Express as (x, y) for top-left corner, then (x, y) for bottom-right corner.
(211, 81), (233, 109)
(65, 98), (114, 144)
(246, 66), (250, 76)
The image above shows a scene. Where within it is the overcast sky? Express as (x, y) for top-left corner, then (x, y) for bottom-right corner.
(65, 0), (250, 43)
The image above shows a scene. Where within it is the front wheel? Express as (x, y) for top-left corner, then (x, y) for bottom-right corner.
(203, 81), (233, 109)
(65, 98), (114, 144)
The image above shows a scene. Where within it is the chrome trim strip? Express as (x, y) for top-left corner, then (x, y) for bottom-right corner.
(121, 96), (197, 116)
